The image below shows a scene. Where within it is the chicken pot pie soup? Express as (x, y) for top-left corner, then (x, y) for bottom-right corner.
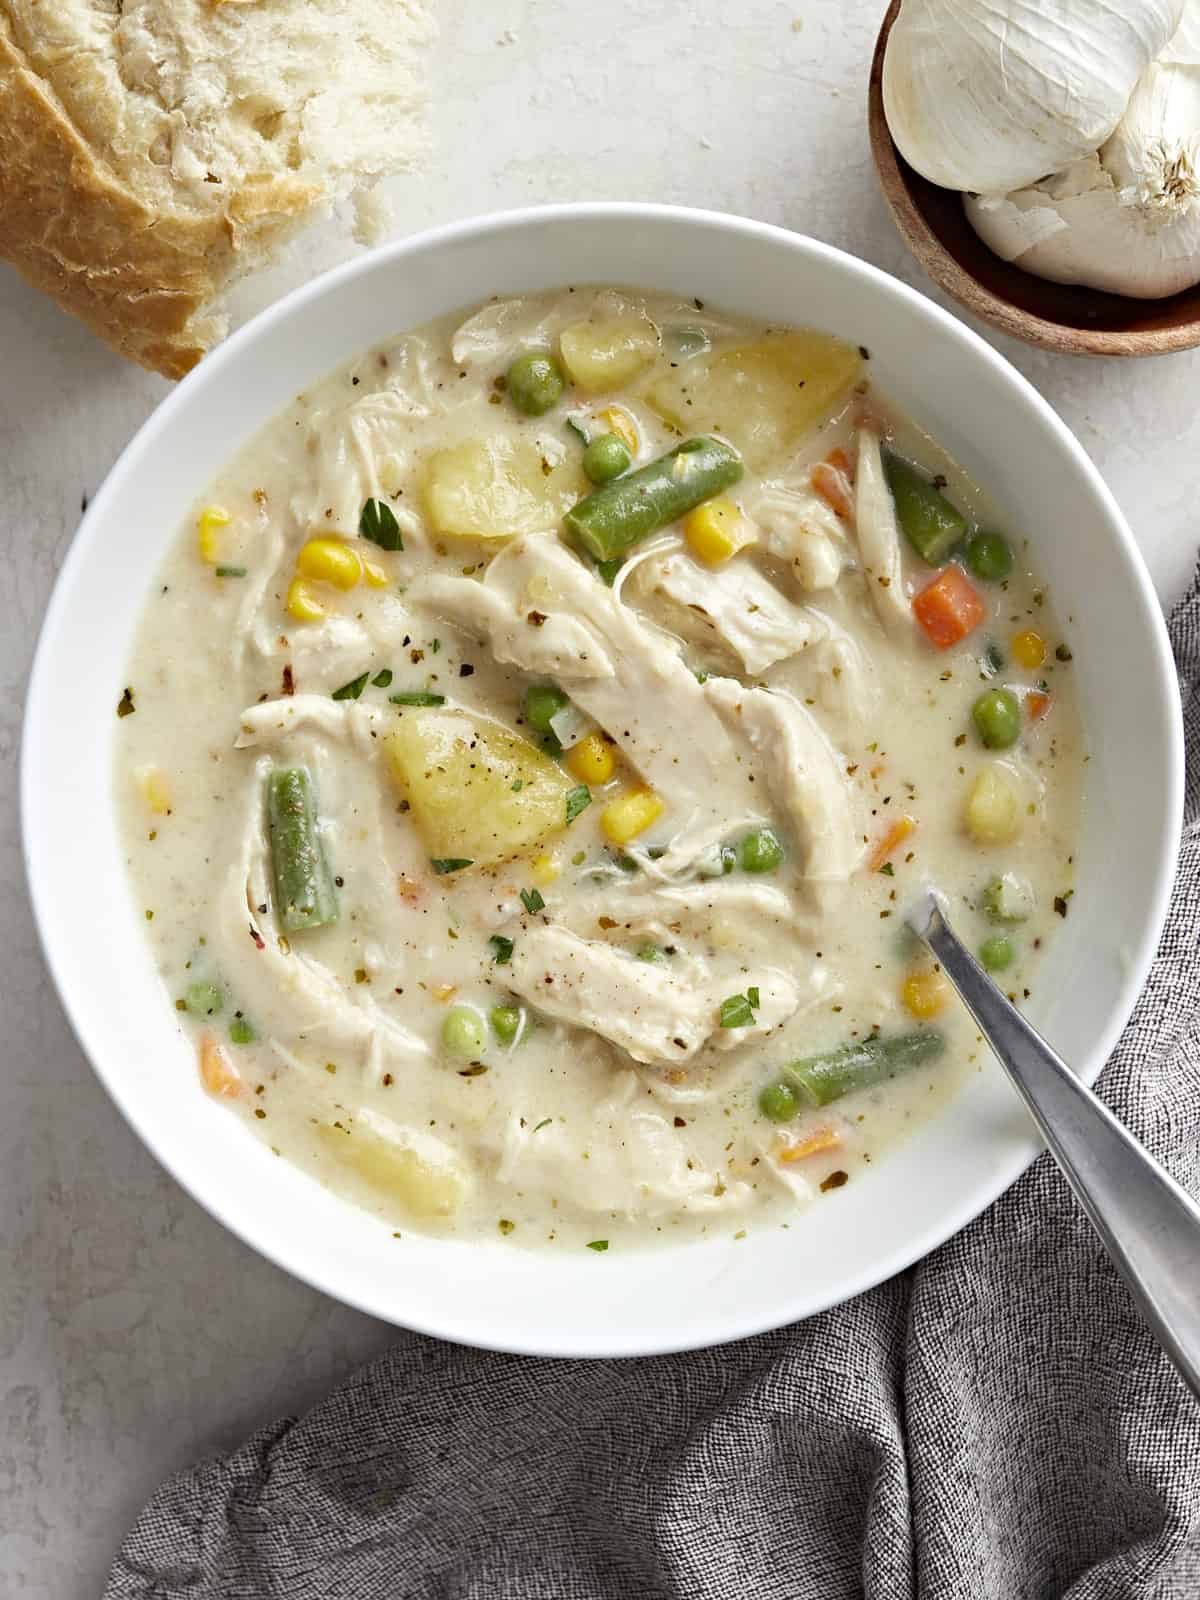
(117, 288), (1083, 1250)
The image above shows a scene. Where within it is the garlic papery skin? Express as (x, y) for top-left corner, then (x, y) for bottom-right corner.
(965, 31), (1200, 299)
(883, 0), (1185, 196)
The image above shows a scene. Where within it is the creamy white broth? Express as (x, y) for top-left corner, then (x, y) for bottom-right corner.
(116, 287), (1083, 1250)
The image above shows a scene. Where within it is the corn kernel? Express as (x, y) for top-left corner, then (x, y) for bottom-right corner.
(287, 577), (328, 623)
(902, 970), (950, 1020)
(1011, 630), (1046, 670)
(361, 555), (390, 588)
(778, 1126), (841, 1164)
(683, 498), (755, 567)
(199, 1036), (241, 1100)
(531, 853), (562, 887)
(600, 406), (639, 454)
(601, 787), (664, 845)
(197, 505), (230, 564)
(566, 732), (616, 786)
(135, 764), (172, 816)
(297, 537), (362, 590)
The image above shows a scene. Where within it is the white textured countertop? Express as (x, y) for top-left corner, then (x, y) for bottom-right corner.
(3, 3), (1197, 1593)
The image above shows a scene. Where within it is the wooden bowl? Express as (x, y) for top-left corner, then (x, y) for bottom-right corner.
(868, 0), (1200, 357)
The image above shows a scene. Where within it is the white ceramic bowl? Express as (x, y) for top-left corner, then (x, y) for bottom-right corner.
(23, 205), (1183, 1357)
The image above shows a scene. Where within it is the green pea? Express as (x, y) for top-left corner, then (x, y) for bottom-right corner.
(971, 687), (1021, 750)
(184, 981), (223, 1017)
(524, 683), (568, 735)
(759, 1078), (800, 1124)
(490, 1004), (523, 1046)
(442, 1006), (487, 1060)
(739, 827), (784, 874)
(228, 1015), (256, 1045)
(582, 433), (632, 485)
(507, 352), (566, 417)
(979, 935), (1014, 973)
(965, 530), (1013, 583)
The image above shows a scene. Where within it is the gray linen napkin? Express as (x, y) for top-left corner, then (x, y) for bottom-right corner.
(105, 577), (1200, 1600)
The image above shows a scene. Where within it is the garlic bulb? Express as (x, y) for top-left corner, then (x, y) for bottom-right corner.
(965, 6), (1200, 298)
(883, 0), (1185, 195)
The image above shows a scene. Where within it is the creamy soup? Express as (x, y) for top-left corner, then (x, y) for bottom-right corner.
(116, 288), (1083, 1251)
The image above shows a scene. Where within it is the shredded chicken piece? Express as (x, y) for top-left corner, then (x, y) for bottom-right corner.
(707, 679), (863, 882)
(235, 694), (386, 758)
(636, 551), (824, 675)
(854, 430), (913, 638)
(747, 483), (851, 590)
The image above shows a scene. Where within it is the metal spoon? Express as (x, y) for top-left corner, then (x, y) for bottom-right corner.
(907, 888), (1200, 1401)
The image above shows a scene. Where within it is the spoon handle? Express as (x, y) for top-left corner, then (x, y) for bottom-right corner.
(909, 890), (1200, 1401)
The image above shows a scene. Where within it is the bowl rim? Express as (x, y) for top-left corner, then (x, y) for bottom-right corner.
(21, 202), (1185, 1356)
(867, 0), (1200, 359)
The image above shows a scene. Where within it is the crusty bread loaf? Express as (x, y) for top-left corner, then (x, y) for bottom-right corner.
(0, 1), (432, 378)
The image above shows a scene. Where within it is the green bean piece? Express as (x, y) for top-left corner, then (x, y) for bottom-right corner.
(565, 436), (744, 562)
(965, 529), (1013, 583)
(442, 1006), (487, 1060)
(979, 935), (1015, 973)
(759, 1079), (801, 1124)
(882, 450), (967, 566)
(738, 827), (784, 874)
(490, 1004), (523, 1045)
(582, 433), (632, 485)
(782, 1030), (946, 1108)
(266, 767), (339, 933)
(508, 352), (566, 417)
(524, 683), (568, 735)
(972, 687), (1021, 750)
(184, 981), (224, 1017)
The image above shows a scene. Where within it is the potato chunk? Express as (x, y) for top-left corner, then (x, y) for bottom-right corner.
(643, 332), (863, 473)
(559, 316), (659, 392)
(318, 1110), (468, 1219)
(385, 707), (573, 866)
(423, 435), (580, 539)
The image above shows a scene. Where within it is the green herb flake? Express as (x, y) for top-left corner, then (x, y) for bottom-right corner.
(489, 934), (514, 965)
(431, 857), (474, 875)
(372, 668), (394, 688)
(359, 497), (403, 551)
(533, 1118), (552, 1132)
(693, 669), (710, 684)
(511, 779), (524, 792)
(431, 638), (441, 655)
(215, 565), (248, 578)
(332, 672), (369, 702)
(719, 993), (755, 1029)
(879, 861), (895, 876)
(520, 887), (546, 915)
(565, 784), (592, 825)
(586, 1239), (609, 1252)
(747, 986), (760, 1009)
(498, 1218), (516, 1235)
(390, 690), (446, 707)
(458, 1062), (489, 1077)
(1055, 643), (1073, 663)
(229, 1016), (257, 1045)
(116, 687), (136, 718)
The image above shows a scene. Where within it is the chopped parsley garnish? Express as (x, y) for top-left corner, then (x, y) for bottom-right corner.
(694, 669), (710, 684)
(1055, 643), (1073, 662)
(228, 1016), (257, 1045)
(359, 497), (403, 551)
(430, 857), (473, 875)
(520, 887), (546, 915)
(431, 638), (441, 654)
(533, 1118), (552, 1132)
(511, 779), (524, 792)
(489, 934), (514, 965)
(879, 861), (895, 876)
(215, 565), (247, 578)
(565, 784), (592, 824)
(498, 1218), (515, 1235)
(586, 1239), (609, 1252)
(747, 986), (760, 1010)
(116, 687), (136, 718)
(389, 690), (445, 706)
(372, 668), (393, 688)
(332, 672), (369, 701)
(719, 993), (756, 1029)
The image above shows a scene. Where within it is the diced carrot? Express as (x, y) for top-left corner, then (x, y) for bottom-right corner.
(779, 1126), (842, 1163)
(811, 447), (854, 520)
(867, 812), (916, 872)
(1026, 691), (1051, 722)
(199, 1036), (241, 1100)
(912, 564), (985, 650)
